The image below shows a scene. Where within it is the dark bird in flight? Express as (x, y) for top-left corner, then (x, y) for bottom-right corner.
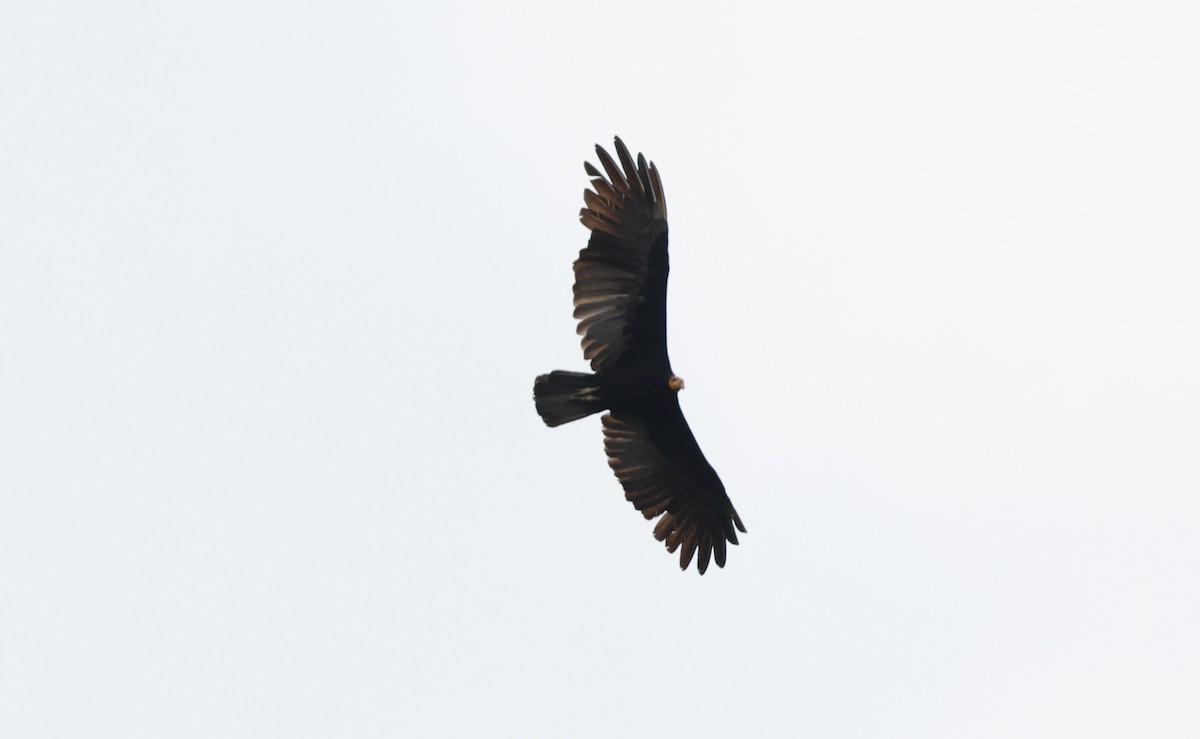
(533, 137), (745, 574)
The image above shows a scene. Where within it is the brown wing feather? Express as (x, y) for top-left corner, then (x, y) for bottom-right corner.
(602, 411), (745, 574)
(573, 137), (668, 371)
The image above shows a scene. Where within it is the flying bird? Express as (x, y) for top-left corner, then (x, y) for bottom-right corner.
(533, 137), (745, 574)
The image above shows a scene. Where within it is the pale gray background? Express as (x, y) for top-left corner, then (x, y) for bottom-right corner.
(2, 2), (1198, 737)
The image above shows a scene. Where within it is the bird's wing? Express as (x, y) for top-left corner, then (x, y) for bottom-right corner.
(602, 408), (745, 574)
(573, 137), (670, 371)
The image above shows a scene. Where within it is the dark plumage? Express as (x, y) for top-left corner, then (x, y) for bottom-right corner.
(533, 137), (745, 574)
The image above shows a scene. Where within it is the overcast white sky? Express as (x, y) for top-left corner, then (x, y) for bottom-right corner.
(2, 1), (1198, 737)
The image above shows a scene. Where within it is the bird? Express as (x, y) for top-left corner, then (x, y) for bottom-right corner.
(533, 136), (745, 574)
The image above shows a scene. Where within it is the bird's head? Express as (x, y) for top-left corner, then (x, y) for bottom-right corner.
(668, 375), (685, 392)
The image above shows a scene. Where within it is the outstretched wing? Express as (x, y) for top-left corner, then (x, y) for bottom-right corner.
(573, 137), (670, 371)
(602, 408), (746, 574)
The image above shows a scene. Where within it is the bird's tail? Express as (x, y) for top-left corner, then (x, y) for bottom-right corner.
(534, 371), (606, 427)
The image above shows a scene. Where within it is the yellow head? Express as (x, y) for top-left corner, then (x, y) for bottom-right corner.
(668, 375), (685, 392)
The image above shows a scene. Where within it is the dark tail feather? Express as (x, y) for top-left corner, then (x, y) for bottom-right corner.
(534, 371), (606, 427)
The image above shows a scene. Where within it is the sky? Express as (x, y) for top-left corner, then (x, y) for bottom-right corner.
(2, 1), (1198, 737)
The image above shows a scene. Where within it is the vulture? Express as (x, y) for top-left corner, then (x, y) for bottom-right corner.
(533, 136), (745, 574)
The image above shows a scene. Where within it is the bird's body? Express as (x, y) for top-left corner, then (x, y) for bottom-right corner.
(533, 137), (745, 574)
